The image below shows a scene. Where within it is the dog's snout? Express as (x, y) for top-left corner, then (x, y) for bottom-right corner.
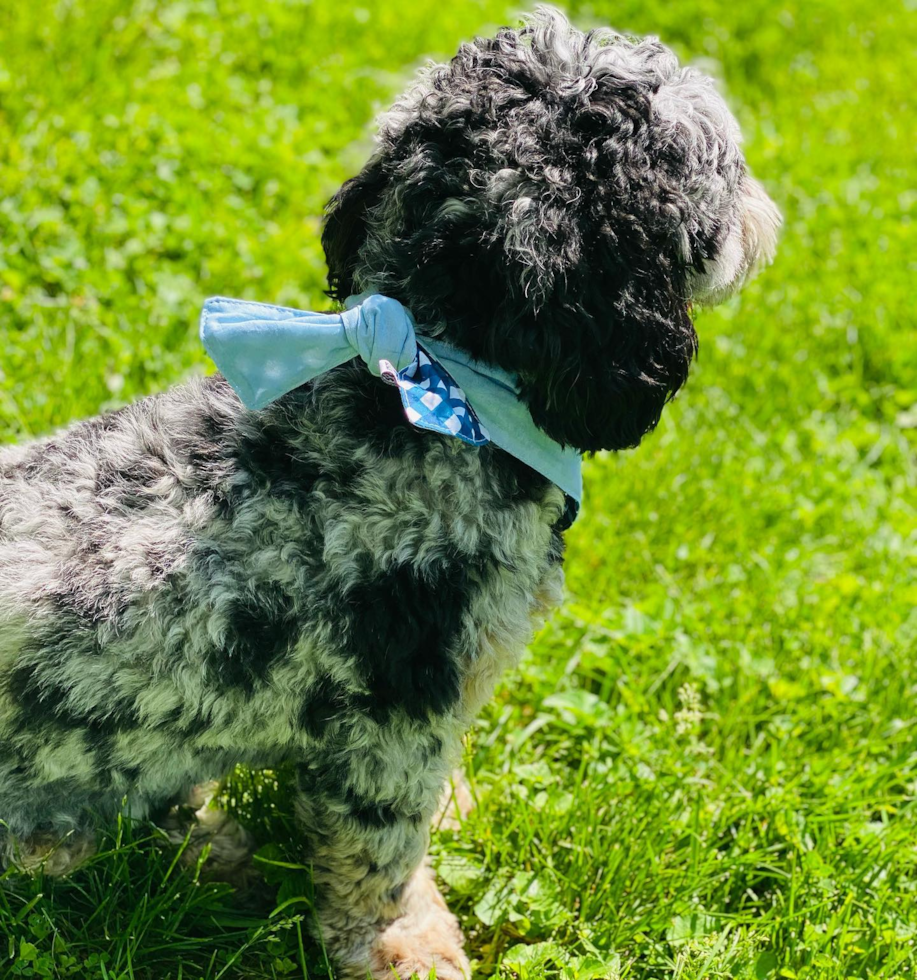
(740, 176), (782, 279)
(689, 175), (781, 306)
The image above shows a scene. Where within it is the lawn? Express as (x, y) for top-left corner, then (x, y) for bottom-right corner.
(0, 0), (915, 977)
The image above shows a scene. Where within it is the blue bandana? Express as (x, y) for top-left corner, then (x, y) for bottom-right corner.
(378, 348), (490, 447)
(199, 294), (582, 525)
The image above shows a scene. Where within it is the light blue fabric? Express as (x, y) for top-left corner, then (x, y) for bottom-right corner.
(420, 335), (583, 507)
(200, 294), (417, 411)
(199, 293), (582, 516)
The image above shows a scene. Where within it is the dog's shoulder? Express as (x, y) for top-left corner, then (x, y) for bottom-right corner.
(209, 360), (567, 557)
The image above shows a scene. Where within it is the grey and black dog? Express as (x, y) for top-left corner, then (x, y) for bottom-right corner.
(0, 8), (779, 978)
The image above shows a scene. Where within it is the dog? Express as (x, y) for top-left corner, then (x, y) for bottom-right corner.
(0, 8), (779, 978)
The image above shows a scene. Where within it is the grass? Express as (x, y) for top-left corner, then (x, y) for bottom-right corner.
(0, 0), (915, 977)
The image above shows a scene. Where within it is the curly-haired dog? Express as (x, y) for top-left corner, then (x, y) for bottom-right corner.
(0, 8), (779, 978)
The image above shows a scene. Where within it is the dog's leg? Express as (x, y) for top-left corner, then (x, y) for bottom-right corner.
(160, 780), (258, 887)
(3, 829), (97, 877)
(432, 768), (474, 834)
(295, 762), (469, 980)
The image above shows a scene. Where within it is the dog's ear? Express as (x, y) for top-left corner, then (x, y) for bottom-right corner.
(501, 249), (698, 454)
(322, 159), (388, 303)
(320, 155), (698, 455)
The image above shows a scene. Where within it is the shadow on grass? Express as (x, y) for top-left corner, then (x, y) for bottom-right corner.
(0, 766), (336, 980)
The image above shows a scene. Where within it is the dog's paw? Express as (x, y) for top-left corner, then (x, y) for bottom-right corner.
(368, 867), (470, 979)
(374, 957), (469, 980)
(371, 944), (470, 980)
(3, 830), (96, 877)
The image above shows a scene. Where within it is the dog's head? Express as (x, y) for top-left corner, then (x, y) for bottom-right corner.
(322, 6), (780, 453)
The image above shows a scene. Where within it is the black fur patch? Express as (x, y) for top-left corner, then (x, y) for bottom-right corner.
(7, 658), (138, 745)
(320, 362), (432, 462)
(297, 677), (351, 740)
(228, 406), (323, 507)
(155, 705), (212, 739)
(202, 585), (300, 691)
(333, 557), (479, 719)
(344, 788), (421, 830)
(346, 791), (421, 830)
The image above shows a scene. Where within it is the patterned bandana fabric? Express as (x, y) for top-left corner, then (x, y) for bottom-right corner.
(378, 349), (490, 447)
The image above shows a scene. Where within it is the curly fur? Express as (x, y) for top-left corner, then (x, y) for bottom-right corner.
(0, 8), (778, 978)
(324, 8), (779, 453)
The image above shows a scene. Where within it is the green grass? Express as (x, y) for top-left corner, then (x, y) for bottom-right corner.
(1, 0), (915, 977)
